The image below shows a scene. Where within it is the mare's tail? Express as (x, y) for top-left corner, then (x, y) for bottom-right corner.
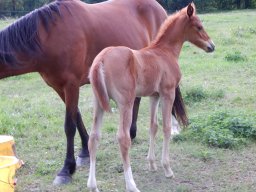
(89, 61), (111, 112)
(172, 86), (188, 127)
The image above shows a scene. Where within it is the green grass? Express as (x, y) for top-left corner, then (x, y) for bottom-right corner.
(0, 9), (256, 192)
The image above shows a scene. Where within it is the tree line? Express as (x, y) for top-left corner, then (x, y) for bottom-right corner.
(0, 0), (255, 17)
(158, 0), (256, 12)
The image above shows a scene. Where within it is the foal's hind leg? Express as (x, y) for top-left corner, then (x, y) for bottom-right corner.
(161, 94), (175, 178)
(87, 100), (104, 192)
(147, 96), (160, 171)
(118, 104), (140, 192)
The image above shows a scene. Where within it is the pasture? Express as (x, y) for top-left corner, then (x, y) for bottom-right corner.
(0, 9), (256, 192)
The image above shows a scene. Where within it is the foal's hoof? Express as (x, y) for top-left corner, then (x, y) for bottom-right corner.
(53, 175), (72, 185)
(165, 170), (174, 178)
(76, 156), (90, 167)
(89, 188), (100, 192)
(126, 188), (141, 192)
(149, 163), (157, 172)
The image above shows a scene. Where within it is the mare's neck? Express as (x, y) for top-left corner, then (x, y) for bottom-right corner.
(0, 58), (37, 79)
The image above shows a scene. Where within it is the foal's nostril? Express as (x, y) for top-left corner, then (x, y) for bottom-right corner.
(207, 43), (215, 52)
(207, 46), (214, 52)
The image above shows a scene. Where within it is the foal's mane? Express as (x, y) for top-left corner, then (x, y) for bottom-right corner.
(0, 0), (68, 65)
(151, 9), (187, 46)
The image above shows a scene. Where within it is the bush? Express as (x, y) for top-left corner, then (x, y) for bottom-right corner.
(203, 127), (244, 148)
(183, 86), (224, 105)
(184, 86), (207, 103)
(225, 51), (247, 62)
(173, 111), (255, 149)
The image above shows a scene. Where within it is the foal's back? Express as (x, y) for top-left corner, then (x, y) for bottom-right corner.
(92, 42), (182, 98)
(90, 45), (171, 104)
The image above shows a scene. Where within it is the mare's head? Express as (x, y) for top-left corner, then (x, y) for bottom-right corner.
(183, 3), (215, 52)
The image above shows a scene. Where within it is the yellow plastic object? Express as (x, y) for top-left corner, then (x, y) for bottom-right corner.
(0, 156), (21, 192)
(0, 136), (16, 156)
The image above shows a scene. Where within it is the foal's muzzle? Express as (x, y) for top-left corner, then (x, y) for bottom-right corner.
(206, 41), (215, 53)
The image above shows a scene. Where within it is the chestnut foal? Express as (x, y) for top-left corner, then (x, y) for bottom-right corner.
(88, 3), (215, 192)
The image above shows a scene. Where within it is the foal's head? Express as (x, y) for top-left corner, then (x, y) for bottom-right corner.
(184, 3), (215, 52)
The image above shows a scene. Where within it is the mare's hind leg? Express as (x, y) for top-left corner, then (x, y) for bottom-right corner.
(130, 97), (141, 139)
(118, 104), (140, 192)
(87, 100), (104, 192)
(147, 96), (160, 171)
(161, 93), (175, 178)
(76, 110), (90, 166)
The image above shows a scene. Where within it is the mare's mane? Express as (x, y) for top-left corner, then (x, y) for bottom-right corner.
(0, 0), (68, 65)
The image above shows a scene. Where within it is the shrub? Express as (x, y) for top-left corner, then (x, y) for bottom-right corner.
(173, 111), (255, 149)
(184, 86), (207, 103)
(203, 127), (243, 148)
(225, 51), (247, 62)
(184, 86), (224, 105)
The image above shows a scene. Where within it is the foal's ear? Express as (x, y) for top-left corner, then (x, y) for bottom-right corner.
(187, 3), (194, 18)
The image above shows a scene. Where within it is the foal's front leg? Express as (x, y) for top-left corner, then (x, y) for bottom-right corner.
(161, 94), (175, 178)
(118, 104), (140, 192)
(87, 101), (104, 192)
(147, 96), (160, 171)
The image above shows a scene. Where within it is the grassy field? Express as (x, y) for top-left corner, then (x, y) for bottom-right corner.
(0, 9), (256, 192)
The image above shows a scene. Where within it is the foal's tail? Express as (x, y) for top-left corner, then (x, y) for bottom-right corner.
(89, 61), (111, 112)
(172, 86), (189, 127)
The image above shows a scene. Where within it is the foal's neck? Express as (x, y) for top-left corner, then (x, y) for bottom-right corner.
(150, 14), (187, 58)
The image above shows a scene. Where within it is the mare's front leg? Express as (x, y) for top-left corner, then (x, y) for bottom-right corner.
(87, 100), (104, 192)
(147, 96), (160, 171)
(130, 97), (141, 139)
(53, 85), (80, 185)
(161, 92), (175, 178)
(76, 110), (90, 166)
(118, 104), (140, 192)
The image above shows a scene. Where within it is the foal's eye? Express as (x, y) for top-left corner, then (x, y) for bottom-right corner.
(197, 26), (203, 31)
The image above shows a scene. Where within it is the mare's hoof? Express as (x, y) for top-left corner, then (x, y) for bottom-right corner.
(76, 156), (90, 167)
(53, 175), (72, 185)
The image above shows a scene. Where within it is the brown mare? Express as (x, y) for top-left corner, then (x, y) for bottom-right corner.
(0, 0), (167, 184)
(88, 3), (215, 192)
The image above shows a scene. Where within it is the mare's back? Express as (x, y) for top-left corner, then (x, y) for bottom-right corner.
(81, 0), (167, 50)
(39, 0), (167, 83)
(41, 0), (167, 49)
